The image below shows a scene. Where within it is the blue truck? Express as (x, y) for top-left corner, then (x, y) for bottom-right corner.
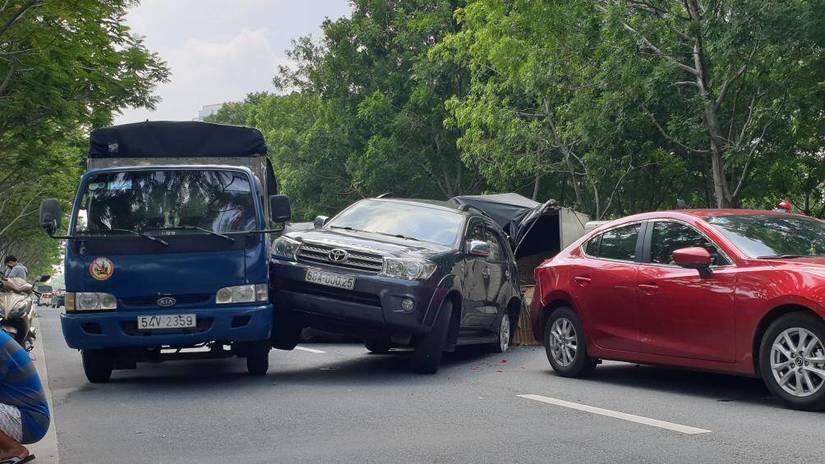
(39, 121), (291, 382)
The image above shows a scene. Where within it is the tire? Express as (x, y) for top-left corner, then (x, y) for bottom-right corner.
(411, 299), (453, 374)
(364, 338), (392, 354)
(246, 341), (270, 376)
(82, 349), (113, 383)
(543, 307), (597, 377)
(759, 312), (825, 411)
(490, 312), (512, 353)
(270, 312), (302, 351)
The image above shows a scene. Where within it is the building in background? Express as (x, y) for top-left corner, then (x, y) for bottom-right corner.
(195, 103), (225, 121)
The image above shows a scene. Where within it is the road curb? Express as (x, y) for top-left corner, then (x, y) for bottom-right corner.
(29, 312), (60, 464)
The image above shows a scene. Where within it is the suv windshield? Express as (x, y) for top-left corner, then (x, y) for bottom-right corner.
(707, 215), (825, 258)
(327, 200), (463, 246)
(74, 170), (256, 235)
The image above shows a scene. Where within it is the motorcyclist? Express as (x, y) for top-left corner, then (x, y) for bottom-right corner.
(2, 257), (27, 281)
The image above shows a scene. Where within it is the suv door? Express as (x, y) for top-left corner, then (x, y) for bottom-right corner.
(573, 223), (643, 353)
(480, 224), (511, 329)
(462, 218), (490, 329)
(636, 220), (737, 362)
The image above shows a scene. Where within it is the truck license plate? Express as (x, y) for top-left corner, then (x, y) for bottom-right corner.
(305, 269), (356, 290)
(137, 314), (197, 330)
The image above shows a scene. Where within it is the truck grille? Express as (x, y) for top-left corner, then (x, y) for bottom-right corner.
(297, 242), (384, 273)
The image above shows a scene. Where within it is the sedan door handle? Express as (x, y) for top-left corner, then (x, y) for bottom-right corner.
(574, 276), (591, 286)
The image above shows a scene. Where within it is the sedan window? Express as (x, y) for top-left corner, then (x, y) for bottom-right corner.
(650, 221), (729, 266)
(587, 224), (640, 262)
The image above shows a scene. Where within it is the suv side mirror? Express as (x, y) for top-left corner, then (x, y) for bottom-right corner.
(313, 216), (329, 229)
(673, 247), (713, 278)
(467, 240), (491, 258)
(269, 195), (292, 223)
(40, 198), (62, 237)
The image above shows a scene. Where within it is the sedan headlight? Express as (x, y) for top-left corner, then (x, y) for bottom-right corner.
(216, 284), (269, 304)
(272, 236), (301, 261)
(66, 292), (117, 312)
(380, 258), (437, 280)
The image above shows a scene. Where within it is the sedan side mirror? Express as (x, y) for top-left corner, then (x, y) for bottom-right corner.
(40, 198), (62, 237)
(269, 195), (292, 223)
(673, 247), (713, 278)
(467, 240), (491, 258)
(313, 216), (329, 229)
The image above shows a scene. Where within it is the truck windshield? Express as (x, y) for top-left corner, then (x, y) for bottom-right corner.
(74, 170), (257, 235)
(327, 199), (463, 246)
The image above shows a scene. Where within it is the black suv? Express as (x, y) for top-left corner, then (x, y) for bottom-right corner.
(270, 198), (523, 373)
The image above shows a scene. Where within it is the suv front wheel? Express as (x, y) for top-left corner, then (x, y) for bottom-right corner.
(411, 299), (453, 374)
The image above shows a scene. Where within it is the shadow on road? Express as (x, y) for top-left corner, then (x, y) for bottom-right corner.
(557, 362), (782, 407)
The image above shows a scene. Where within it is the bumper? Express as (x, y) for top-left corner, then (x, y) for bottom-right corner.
(271, 259), (441, 335)
(60, 304), (273, 350)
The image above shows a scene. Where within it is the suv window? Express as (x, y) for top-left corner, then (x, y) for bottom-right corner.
(587, 224), (640, 262)
(466, 219), (486, 242)
(650, 221), (729, 266)
(486, 227), (507, 261)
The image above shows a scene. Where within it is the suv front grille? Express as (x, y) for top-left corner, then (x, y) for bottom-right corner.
(297, 242), (384, 273)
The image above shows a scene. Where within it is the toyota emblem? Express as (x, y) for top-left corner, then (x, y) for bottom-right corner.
(328, 248), (349, 263)
(157, 296), (177, 307)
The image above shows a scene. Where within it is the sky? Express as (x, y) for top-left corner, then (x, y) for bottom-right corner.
(115, 0), (352, 124)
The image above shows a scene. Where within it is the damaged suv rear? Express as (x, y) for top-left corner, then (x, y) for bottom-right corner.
(269, 198), (522, 373)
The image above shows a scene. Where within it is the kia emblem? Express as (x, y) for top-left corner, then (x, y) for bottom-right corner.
(157, 296), (176, 307)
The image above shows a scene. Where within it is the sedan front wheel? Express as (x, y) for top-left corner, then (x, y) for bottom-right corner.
(760, 313), (825, 410)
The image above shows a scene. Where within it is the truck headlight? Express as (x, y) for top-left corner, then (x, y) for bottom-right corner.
(216, 284), (268, 304)
(272, 236), (301, 261)
(66, 292), (117, 312)
(380, 258), (437, 280)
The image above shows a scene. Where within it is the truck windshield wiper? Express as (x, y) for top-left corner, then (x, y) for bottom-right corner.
(144, 226), (235, 243)
(757, 254), (804, 259)
(78, 229), (169, 246)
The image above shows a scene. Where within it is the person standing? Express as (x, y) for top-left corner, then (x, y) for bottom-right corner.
(0, 330), (49, 463)
(1, 258), (27, 281)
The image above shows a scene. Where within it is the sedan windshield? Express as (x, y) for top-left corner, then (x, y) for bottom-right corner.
(707, 215), (825, 258)
(74, 170), (257, 235)
(327, 200), (463, 246)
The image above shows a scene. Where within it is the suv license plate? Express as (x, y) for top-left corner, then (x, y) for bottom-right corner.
(306, 269), (356, 290)
(137, 314), (197, 330)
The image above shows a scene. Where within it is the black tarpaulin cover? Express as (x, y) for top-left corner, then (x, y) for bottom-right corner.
(449, 193), (559, 258)
(89, 121), (268, 158)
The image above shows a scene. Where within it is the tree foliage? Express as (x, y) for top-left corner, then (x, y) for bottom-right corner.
(0, 0), (168, 275)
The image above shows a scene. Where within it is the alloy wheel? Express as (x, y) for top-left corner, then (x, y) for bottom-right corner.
(770, 327), (825, 398)
(549, 317), (578, 367)
(499, 313), (511, 352)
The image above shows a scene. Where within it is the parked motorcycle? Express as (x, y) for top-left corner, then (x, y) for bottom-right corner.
(0, 275), (48, 351)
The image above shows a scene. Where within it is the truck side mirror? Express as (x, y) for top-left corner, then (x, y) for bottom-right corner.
(269, 195), (292, 223)
(313, 216), (329, 229)
(40, 198), (62, 237)
(39, 275), (51, 282)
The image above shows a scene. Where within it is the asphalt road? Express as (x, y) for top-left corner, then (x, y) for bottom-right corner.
(36, 308), (825, 464)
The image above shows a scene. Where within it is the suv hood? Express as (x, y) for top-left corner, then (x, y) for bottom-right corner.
(288, 229), (452, 258)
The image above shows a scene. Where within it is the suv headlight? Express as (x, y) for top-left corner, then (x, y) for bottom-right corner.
(272, 236), (301, 261)
(380, 258), (437, 280)
(66, 292), (117, 312)
(216, 284), (269, 304)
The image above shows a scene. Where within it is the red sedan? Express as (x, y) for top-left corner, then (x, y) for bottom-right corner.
(529, 209), (825, 410)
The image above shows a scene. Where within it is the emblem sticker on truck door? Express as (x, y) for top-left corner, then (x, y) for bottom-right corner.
(90, 257), (114, 281)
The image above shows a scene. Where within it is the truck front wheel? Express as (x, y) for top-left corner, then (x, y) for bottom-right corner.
(82, 349), (113, 383)
(245, 341), (270, 376)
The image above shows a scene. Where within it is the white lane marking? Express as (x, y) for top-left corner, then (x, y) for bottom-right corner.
(518, 394), (711, 435)
(295, 346), (326, 354)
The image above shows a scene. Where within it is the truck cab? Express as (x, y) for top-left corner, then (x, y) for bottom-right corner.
(40, 121), (291, 382)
